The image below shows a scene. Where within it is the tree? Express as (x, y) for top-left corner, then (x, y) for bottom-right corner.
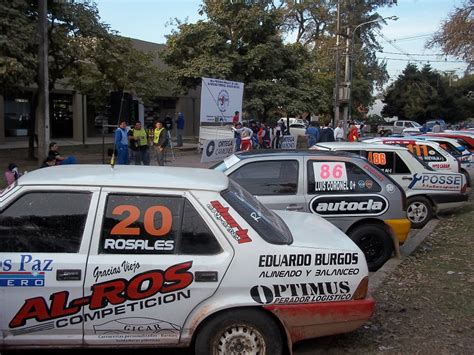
(381, 63), (470, 123)
(0, 0), (164, 160)
(427, 0), (474, 71)
(162, 0), (328, 121)
(281, 0), (395, 115)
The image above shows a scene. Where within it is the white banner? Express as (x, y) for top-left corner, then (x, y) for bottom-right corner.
(280, 135), (296, 149)
(201, 139), (235, 163)
(200, 77), (244, 123)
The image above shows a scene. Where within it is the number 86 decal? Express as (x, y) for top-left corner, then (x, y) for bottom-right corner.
(110, 205), (172, 236)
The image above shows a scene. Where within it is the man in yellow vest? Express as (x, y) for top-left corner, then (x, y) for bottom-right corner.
(153, 121), (168, 166)
(129, 121), (150, 165)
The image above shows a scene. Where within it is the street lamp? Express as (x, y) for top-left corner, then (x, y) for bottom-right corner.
(348, 15), (398, 123)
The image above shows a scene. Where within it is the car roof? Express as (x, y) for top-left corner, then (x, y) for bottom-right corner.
(364, 137), (442, 147)
(234, 149), (362, 159)
(17, 165), (229, 191)
(315, 142), (408, 151)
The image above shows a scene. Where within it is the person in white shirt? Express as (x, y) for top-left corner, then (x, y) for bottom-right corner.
(334, 121), (345, 141)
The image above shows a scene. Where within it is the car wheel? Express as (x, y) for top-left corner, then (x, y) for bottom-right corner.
(461, 169), (471, 188)
(407, 196), (433, 229)
(195, 309), (283, 355)
(348, 224), (393, 272)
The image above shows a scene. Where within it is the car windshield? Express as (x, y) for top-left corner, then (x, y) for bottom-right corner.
(412, 122), (422, 127)
(210, 154), (241, 172)
(221, 180), (293, 245)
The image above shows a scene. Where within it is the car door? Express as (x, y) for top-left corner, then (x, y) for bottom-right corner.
(0, 186), (99, 346)
(82, 187), (232, 346)
(364, 150), (414, 189)
(226, 158), (306, 212)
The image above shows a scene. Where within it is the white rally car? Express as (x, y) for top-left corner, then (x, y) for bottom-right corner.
(312, 143), (468, 228)
(0, 165), (373, 354)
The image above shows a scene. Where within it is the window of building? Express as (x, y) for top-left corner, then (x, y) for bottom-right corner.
(0, 192), (92, 253)
(307, 160), (382, 194)
(100, 194), (221, 255)
(229, 160), (299, 195)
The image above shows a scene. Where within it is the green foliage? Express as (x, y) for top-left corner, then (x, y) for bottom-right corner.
(163, 0), (329, 121)
(0, 0), (164, 107)
(381, 63), (473, 122)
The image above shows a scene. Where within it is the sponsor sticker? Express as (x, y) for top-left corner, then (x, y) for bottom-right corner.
(207, 200), (252, 243)
(386, 183), (395, 193)
(408, 173), (462, 191)
(309, 194), (389, 217)
(0, 255), (53, 287)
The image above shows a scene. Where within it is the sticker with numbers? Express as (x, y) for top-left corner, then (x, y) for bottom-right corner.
(313, 162), (348, 182)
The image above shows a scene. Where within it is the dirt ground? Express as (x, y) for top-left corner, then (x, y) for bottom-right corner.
(296, 199), (474, 354)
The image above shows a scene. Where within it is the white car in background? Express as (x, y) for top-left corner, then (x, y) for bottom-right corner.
(312, 142), (468, 229)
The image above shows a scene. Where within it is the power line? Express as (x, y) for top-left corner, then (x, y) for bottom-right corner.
(379, 51), (445, 57)
(388, 33), (433, 42)
(375, 29), (417, 61)
(380, 57), (465, 63)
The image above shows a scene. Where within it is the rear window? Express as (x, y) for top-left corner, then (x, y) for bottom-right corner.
(221, 180), (292, 245)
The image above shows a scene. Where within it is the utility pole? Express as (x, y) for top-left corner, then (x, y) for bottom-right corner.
(333, 0), (341, 128)
(342, 27), (351, 130)
(36, 0), (49, 163)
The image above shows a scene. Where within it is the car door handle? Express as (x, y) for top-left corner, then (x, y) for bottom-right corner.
(195, 271), (218, 282)
(56, 269), (82, 281)
(402, 176), (412, 181)
(286, 204), (303, 211)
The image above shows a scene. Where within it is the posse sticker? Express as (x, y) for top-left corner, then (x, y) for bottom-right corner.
(407, 173), (462, 191)
(309, 194), (389, 217)
(207, 200), (252, 244)
(0, 255), (53, 287)
(250, 281), (352, 304)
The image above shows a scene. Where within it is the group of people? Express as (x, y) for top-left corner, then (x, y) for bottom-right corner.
(307, 120), (362, 146)
(114, 112), (185, 167)
(232, 120), (284, 151)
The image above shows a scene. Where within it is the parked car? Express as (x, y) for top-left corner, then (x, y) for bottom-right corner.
(425, 119), (447, 132)
(312, 142), (468, 229)
(213, 150), (410, 271)
(364, 137), (462, 174)
(0, 165), (374, 353)
(377, 120), (422, 136)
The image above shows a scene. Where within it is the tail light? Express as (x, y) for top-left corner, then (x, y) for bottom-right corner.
(352, 276), (369, 300)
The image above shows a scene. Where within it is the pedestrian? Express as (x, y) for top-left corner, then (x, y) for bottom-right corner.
(153, 121), (168, 166)
(48, 142), (77, 165)
(274, 122), (282, 148)
(334, 121), (344, 141)
(114, 120), (129, 165)
(4, 163), (22, 186)
(347, 122), (359, 142)
(41, 156), (57, 168)
(232, 111), (240, 124)
(305, 121), (320, 147)
(233, 122), (242, 152)
(432, 121), (442, 133)
(175, 112), (185, 147)
(233, 124), (253, 151)
(319, 119), (335, 142)
(129, 121), (150, 165)
(258, 123), (271, 148)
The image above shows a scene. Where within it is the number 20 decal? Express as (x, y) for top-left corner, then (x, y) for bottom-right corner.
(110, 205), (172, 236)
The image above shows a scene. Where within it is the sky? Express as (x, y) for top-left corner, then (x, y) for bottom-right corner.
(94, 0), (468, 85)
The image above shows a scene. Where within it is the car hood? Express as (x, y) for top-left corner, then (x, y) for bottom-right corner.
(274, 210), (361, 252)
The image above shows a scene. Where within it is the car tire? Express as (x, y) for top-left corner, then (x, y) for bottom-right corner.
(461, 169), (471, 188)
(407, 196), (433, 229)
(348, 224), (393, 272)
(195, 309), (283, 355)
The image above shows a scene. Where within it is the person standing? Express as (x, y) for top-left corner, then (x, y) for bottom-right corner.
(175, 112), (185, 147)
(130, 121), (150, 165)
(153, 121), (168, 166)
(233, 124), (253, 151)
(232, 111), (240, 124)
(319, 120), (335, 142)
(347, 122), (359, 142)
(114, 120), (129, 165)
(334, 121), (344, 141)
(305, 121), (320, 147)
(233, 122), (242, 152)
